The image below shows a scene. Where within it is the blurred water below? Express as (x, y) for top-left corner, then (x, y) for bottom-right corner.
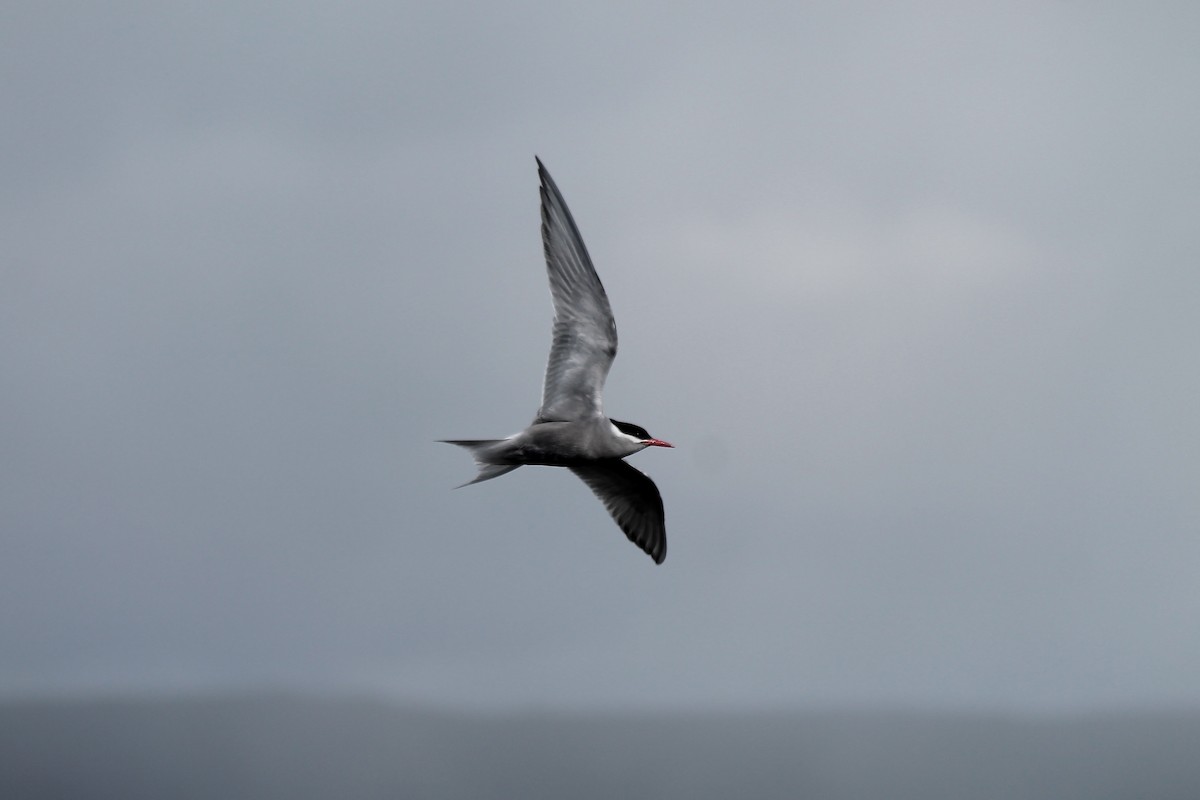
(2, 693), (1198, 799)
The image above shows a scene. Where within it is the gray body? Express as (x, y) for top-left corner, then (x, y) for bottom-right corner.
(443, 159), (671, 565)
(475, 420), (649, 467)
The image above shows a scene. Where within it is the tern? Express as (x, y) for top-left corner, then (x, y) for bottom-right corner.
(443, 158), (672, 564)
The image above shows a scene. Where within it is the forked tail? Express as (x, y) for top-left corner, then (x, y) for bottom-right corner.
(439, 440), (520, 488)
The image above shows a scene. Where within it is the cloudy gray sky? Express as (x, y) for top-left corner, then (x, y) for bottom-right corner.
(3, 3), (1198, 712)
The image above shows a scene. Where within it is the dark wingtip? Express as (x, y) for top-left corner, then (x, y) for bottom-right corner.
(651, 533), (667, 565)
(639, 529), (667, 565)
(646, 524), (667, 565)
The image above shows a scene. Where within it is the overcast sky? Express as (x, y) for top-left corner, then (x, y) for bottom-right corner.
(3, 3), (1199, 712)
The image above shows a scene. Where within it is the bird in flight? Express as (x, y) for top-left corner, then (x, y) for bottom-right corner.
(443, 158), (672, 564)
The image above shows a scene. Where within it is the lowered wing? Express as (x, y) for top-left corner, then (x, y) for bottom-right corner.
(570, 460), (666, 565)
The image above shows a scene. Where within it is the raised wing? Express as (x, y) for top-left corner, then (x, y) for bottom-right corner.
(535, 158), (618, 423)
(570, 460), (666, 565)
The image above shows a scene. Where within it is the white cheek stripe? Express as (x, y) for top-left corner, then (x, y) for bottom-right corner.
(610, 423), (644, 444)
